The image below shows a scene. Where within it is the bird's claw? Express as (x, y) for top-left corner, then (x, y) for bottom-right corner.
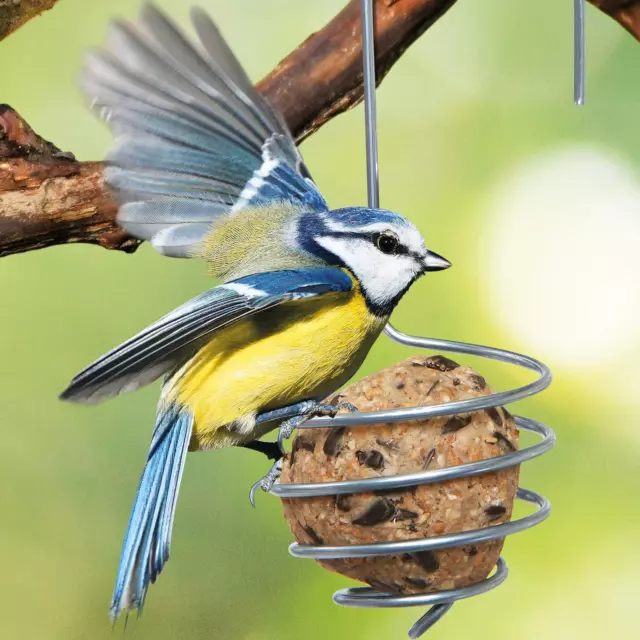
(325, 402), (358, 416)
(249, 457), (283, 507)
(276, 401), (358, 452)
(277, 415), (305, 453)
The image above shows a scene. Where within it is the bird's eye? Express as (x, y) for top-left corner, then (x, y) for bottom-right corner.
(375, 233), (398, 255)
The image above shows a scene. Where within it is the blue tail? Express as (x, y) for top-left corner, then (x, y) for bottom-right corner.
(110, 404), (193, 621)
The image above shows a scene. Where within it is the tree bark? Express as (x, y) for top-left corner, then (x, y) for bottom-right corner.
(590, 1), (640, 42)
(258, 0), (457, 142)
(0, 0), (59, 40)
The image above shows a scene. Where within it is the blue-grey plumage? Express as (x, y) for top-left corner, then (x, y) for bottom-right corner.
(63, 3), (451, 621)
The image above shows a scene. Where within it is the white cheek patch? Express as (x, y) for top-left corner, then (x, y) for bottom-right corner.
(317, 236), (419, 307)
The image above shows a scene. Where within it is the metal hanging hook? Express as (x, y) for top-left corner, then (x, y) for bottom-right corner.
(575, 0), (585, 105)
(360, 0), (408, 340)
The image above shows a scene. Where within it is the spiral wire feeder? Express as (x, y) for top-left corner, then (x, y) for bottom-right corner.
(265, 0), (572, 635)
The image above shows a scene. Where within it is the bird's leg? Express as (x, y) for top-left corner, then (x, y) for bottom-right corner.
(247, 402), (315, 507)
(253, 400), (318, 426)
(241, 439), (282, 461)
(276, 401), (358, 452)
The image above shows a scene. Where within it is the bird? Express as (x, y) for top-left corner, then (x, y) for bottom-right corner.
(60, 3), (451, 622)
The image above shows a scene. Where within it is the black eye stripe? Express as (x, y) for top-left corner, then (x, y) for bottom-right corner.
(322, 231), (409, 254)
(393, 242), (409, 255)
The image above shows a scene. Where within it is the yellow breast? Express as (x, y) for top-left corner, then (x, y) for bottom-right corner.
(169, 282), (385, 450)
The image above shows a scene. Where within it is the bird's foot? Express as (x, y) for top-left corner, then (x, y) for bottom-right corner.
(249, 458), (283, 507)
(249, 402), (358, 507)
(276, 401), (358, 452)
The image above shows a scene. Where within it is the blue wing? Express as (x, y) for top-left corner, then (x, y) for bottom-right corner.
(81, 4), (328, 257)
(60, 267), (353, 404)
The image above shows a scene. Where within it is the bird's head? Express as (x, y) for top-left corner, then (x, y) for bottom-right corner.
(298, 207), (451, 316)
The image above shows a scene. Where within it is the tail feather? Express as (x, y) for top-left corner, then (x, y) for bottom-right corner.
(110, 406), (193, 621)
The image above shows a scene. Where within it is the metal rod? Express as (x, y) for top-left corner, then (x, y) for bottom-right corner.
(272, 418), (555, 498)
(288, 487), (551, 558)
(574, 0), (585, 105)
(333, 558), (509, 609)
(361, 0), (380, 208)
(408, 603), (454, 638)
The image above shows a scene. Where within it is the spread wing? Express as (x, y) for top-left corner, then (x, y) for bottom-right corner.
(81, 3), (328, 258)
(60, 267), (352, 404)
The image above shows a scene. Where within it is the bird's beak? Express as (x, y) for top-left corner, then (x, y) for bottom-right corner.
(422, 250), (452, 272)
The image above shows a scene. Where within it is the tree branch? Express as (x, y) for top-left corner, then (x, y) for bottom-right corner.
(0, 104), (135, 255)
(0, 0), (59, 41)
(257, 0), (457, 142)
(590, 1), (640, 42)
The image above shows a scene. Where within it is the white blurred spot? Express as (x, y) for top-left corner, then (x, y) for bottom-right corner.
(482, 147), (640, 368)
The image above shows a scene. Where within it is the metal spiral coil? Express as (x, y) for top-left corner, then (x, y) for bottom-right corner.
(268, 324), (555, 637)
(266, 0), (563, 633)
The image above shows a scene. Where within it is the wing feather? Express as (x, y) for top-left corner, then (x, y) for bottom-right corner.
(61, 268), (353, 404)
(138, 5), (273, 140)
(82, 3), (328, 258)
(84, 50), (262, 157)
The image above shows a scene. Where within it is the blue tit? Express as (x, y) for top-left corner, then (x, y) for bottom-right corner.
(60, 3), (451, 621)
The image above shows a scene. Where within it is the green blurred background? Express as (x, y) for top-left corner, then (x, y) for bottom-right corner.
(2, 0), (639, 638)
